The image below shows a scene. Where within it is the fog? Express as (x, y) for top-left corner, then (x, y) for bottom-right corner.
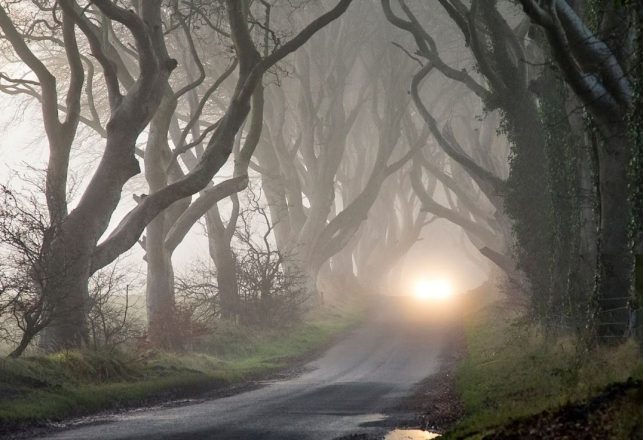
(0, 0), (636, 365)
(1, 1), (641, 438)
(0, 0), (511, 359)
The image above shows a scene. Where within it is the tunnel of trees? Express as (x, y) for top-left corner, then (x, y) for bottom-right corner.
(0, 0), (640, 359)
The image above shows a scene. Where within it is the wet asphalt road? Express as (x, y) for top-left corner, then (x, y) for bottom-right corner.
(39, 300), (449, 440)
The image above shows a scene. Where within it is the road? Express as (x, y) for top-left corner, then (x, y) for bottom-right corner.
(40, 300), (450, 440)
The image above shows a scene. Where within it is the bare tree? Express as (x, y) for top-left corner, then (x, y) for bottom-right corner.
(352, 164), (431, 293)
(0, 185), (51, 357)
(0, 0), (353, 350)
(381, 0), (519, 273)
(255, 5), (421, 300)
(382, 1), (575, 311)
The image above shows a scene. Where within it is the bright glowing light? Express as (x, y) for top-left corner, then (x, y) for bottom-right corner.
(413, 278), (454, 300)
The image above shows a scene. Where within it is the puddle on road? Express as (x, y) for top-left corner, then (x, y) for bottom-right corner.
(385, 429), (441, 439)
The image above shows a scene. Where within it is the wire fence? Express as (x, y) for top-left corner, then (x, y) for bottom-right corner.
(594, 304), (643, 340)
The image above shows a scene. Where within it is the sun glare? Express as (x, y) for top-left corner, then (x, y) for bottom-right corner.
(413, 278), (454, 300)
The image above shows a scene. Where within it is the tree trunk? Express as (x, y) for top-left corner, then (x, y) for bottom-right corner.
(595, 127), (633, 340)
(8, 331), (34, 358)
(39, 223), (92, 350)
(205, 208), (239, 319)
(323, 245), (361, 300)
(144, 94), (181, 348)
(145, 214), (178, 348)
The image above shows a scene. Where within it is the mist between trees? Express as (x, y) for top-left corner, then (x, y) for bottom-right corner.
(0, 0), (640, 356)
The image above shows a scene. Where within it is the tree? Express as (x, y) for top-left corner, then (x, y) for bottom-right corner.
(518, 0), (638, 339)
(353, 162), (431, 292)
(382, 0), (518, 279)
(0, 184), (51, 357)
(0, 0), (353, 350)
(383, 0), (604, 331)
(0, 0), (177, 349)
(255, 5), (421, 299)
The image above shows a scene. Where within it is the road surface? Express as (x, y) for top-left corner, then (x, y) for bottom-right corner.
(40, 300), (450, 440)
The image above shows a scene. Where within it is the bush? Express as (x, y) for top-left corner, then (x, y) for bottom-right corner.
(175, 187), (310, 331)
(233, 189), (310, 327)
(86, 262), (145, 351)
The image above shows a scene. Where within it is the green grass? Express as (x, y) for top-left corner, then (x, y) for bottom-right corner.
(0, 301), (364, 431)
(445, 291), (642, 439)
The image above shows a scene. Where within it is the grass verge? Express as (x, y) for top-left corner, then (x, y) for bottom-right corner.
(445, 288), (643, 439)
(0, 300), (365, 433)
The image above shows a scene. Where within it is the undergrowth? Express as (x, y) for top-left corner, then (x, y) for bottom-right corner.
(446, 290), (643, 439)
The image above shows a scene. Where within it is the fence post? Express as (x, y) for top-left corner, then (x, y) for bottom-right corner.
(635, 255), (643, 350)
